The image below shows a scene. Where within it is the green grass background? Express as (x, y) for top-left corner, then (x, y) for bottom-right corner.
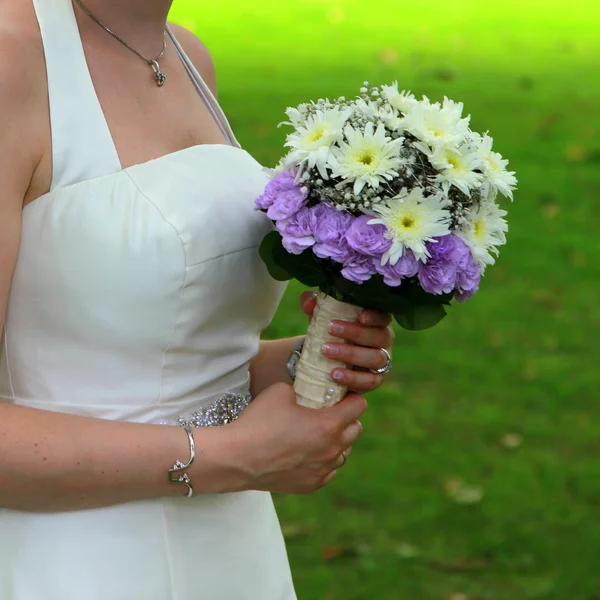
(171, 2), (600, 598)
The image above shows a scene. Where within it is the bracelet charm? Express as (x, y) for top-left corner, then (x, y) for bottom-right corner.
(168, 425), (195, 498)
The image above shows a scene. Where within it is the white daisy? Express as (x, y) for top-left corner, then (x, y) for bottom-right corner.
(280, 103), (310, 128)
(329, 123), (405, 195)
(381, 82), (417, 114)
(401, 96), (471, 149)
(369, 188), (452, 264)
(477, 134), (518, 200)
(423, 144), (484, 196)
(283, 106), (352, 179)
(354, 98), (381, 120)
(457, 200), (508, 269)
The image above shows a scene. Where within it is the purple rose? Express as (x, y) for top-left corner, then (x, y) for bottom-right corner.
(454, 238), (482, 302)
(374, 251), (419, 287)
(255, 170), (295, 211)
(254, 170), (308, 220)
(418, 235), (461, 295)
(341, 252), (376, 284)
(313, 207), (354, 264)
(345, 215), (392, 258)
(278, 206), (318, 255)
(418, 259), (458, 295)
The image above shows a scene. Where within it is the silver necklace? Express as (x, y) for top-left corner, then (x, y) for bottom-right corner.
(73, 0), (168, 87)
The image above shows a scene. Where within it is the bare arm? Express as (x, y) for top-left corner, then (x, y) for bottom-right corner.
(249, 337), (303, 397)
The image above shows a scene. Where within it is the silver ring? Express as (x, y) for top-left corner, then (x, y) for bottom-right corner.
(339, 450), (348, 468)
(371, 348), (392, 375)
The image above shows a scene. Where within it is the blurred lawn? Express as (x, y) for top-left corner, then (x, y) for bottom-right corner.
(172, 1), (600, 598)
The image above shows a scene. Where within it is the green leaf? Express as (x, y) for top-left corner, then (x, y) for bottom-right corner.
(395, 303), (448, 331)
(275, 244), (327, 288)
(346, 276), (412, 314)
(258, 231), (292, 282)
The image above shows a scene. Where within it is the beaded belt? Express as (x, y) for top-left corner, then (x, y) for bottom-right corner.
(171, 391), (253, 428)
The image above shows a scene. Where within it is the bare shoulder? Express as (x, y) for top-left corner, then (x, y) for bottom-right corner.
(0, 3), (50, 202)
(168, 23), (218, 97)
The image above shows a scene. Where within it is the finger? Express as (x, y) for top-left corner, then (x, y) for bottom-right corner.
(332, 369), (384, 394)
(328, 321), (394, 349)
(326, 446), (352, 471)
(326, 393), (367, 426)
(358, 310), (393, 328)
(322, 343), (390, 372)
(300, 291), (317, 318)
(341, 420), (363, 447)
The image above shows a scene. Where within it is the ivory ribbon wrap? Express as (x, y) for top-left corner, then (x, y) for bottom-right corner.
(294, 291), (363, 409)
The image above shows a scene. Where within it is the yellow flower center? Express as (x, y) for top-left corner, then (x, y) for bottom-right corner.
(447, 155), (461, 170)
(358, 150), (375, 166)
(394, 213), (416, 231)
(474, 218), (485, 240)
(308, 127), (325, 143)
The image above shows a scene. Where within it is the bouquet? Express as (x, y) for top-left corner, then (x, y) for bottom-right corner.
(255, 82), (517, 409)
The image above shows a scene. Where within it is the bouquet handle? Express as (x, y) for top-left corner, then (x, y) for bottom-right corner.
(294, 291), (363, 409)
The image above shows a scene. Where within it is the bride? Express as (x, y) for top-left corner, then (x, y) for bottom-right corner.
(0, 0), (394, 597)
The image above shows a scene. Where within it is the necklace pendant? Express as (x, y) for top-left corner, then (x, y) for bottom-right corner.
(151, 60), (166, 87)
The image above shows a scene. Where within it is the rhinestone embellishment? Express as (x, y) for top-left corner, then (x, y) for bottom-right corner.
(175, 392), (253, 429)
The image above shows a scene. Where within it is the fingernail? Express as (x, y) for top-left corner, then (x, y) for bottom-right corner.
(360, 313), (373, 326)
(328, 322), (344, 336)
(332, 371), (344, 381)
(322, 343), (338, 357)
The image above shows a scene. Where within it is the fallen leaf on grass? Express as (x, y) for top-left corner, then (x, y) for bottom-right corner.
(322, 546), (344, 561)
(571, 251), (587, 267)
(501, 433), (523, 449)
(531, 289), (561, 311)
(396, 543), (420, 559)
(565, 145), (589, 162)
(448, 594), (469, 600)
(444, 479), (484, 505)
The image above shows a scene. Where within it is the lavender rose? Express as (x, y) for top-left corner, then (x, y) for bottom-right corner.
(454, 238), (482, 302)
(417, 235), (462, 295)
(374, 251), (419, 287)
(313, 207), (354, 264)
(255, 170), (309, 220)
(341, 252), (376, 284)
(277, 206), (318, 255)
(345, 215), (392, 258)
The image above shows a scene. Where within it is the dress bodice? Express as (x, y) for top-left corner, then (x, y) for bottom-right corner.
(0, 0), (286, 424)
(0, 145), (284, 423)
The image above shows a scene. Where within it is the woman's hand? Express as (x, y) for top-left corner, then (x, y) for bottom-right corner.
(300, 291), (394, 394)
(225, 383), (366, 494)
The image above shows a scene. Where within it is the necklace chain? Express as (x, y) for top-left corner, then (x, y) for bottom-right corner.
(73, 0), (168, 87)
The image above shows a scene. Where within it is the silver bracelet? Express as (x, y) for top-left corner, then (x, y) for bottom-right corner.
(168, 424), (195, 498)
(286, 337), (305, 381)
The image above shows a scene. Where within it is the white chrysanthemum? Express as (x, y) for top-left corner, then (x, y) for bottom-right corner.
(284, 106), (352, 179)
(354, 98), (381, 120)
(281, 103), (310, 128)
(477, 134), (518, 200)
(369, 188), (452, 264)
(401, 96), (471, 149)
(381, 82), (417, 114)
(458, 200), (508, 269)
(422, 144), (484, 196)
(329, 123), (405, 195)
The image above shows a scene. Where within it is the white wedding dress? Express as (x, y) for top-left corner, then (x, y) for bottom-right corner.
(0, 0), (296, 598)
